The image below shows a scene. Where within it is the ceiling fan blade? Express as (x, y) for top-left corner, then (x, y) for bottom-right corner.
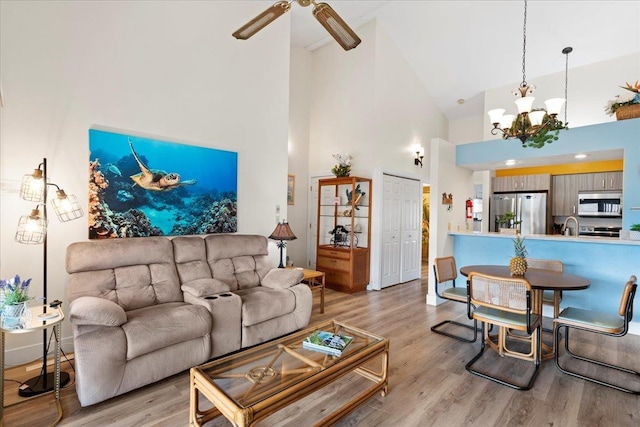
(312, 2), (361, 51)
(232, 1), (292, 40)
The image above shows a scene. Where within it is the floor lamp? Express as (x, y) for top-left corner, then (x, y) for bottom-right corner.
(14, 158), (83, 396)
(268, 220), (297, 268)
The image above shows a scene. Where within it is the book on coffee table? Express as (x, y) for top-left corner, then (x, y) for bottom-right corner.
(303, 330), (353, 357)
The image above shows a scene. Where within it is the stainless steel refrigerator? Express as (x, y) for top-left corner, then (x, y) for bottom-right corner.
(490, 192), (547, 235)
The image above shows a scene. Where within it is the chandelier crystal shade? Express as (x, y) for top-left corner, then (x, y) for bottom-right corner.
(487, 0), (571, 149)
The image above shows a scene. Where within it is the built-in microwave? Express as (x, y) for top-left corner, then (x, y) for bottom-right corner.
(577, 191), (623, 217)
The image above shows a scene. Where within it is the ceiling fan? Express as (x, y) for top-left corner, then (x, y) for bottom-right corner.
(232, 0), (362, 51)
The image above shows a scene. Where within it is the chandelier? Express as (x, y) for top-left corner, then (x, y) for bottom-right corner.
(488, 0), (572, 149)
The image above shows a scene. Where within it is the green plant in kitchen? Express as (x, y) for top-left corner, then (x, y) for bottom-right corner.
(510, 236), (528, 276)
(630, 224), (640, 241)
(630, 224), (640, 232)
(497, 211), (521, 229)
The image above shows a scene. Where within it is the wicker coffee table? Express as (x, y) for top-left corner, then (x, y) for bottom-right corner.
(189, 320), (389, 426)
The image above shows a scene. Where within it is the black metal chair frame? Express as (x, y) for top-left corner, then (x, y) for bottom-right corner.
(465, 274), (541, 391)
(554, 277), (639, 394)
(430, 258), (477, 343)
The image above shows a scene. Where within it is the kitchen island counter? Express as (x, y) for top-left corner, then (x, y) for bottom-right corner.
(448, 231), (640, 246)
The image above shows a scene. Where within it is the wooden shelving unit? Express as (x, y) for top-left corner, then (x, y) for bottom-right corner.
(316, 176), (372, 293)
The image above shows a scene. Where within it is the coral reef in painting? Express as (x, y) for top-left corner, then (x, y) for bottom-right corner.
(88, 156), (237, 239)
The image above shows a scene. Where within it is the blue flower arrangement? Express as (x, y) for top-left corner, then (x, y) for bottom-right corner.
(0, 275), (33, 305)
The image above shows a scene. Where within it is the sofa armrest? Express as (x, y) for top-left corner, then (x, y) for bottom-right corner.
(69, 296), (127, 327)
(261, 268), (304, 289)
(181, 278), (231, 297)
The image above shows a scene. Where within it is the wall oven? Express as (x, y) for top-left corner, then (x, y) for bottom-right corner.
(577, 191), (622, 217)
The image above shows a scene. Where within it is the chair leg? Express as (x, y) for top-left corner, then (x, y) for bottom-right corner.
(431, 318), (477, 343)
(554, 324), (640, 394)
(466, 322), (540, 391)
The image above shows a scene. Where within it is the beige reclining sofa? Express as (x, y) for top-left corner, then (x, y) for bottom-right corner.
(66, 234), (312, 407)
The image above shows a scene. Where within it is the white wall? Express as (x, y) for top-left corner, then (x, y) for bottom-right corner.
(308, 19), (448, 289)
(287, 47), (313, 268)
(0, 1), (291, 363)
(426, 138), (474, 306)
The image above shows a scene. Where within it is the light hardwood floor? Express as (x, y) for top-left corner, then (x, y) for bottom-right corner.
(4, 276), (640, 426)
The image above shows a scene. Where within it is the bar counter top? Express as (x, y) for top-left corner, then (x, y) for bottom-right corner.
(448, 231), (640, 246)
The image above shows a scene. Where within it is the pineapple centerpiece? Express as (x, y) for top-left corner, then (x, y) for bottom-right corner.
(510, 236), (528, 276)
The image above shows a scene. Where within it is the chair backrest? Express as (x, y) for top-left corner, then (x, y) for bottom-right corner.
(618, 275), (638, 320)
(526, 258), (563, 273)
(433, 256), (457, 284)
(468, 272), (532, 314)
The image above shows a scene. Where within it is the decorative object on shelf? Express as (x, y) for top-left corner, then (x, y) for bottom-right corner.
(13, 158), (82, 396)
(232, 0), (361, 51)
(329, 225), (357, 248)
(287, 174), (295, 206)
(269, 220), (297, 268)
(630, 224), (640, 241)
(510, 236), (528, 276)
(605, 81), (640, 120)
(413, 145), (424, 168)
(345, 184), (365, 210)
(331, 153), (352, 177)
(487, 0), (572, 148)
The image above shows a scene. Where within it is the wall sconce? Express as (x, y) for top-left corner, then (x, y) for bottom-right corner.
(414, 145), (424, 168)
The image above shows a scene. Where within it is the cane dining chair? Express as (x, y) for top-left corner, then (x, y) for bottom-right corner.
(430, 256), (477, 343)
(466, 272), (542, 390)
(554, 275), (639, 394)
(526, 258), (563, 332)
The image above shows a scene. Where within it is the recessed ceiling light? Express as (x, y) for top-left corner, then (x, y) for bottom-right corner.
(505, 159), (518, 166)
(457, 99), (465, 105)
(574, 153), (588, 159)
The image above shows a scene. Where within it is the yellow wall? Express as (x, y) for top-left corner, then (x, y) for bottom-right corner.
(495, 159), (623, 177)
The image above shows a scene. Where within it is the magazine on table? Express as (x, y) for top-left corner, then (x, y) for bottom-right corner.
(303, 330), (353, 357)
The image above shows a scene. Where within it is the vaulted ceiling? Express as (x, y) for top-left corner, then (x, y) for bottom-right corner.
(274, 0), (640, 121)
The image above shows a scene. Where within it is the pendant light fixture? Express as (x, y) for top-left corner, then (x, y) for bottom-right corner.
(487, 0), (572, 149)
(233, 0), (361, 51)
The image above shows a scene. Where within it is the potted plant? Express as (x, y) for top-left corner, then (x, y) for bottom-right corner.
(630, 224), (640, 241)
(604, 81), (640, 120)
(331, 153), (352, 177)
(0, 274), (33, 323)
(497, 211), (521, 234)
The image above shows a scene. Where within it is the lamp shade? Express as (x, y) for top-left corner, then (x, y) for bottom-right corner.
(515, 96), (535, 114)
(529, 110), (546, 126)
(15, 209), (47, 244)
(51, 189), (84, 222)
(19, 169), (45, 202)
(488, 109), (505, 125)
(544, 98), (565, 115)
(269, 221), (297, 241)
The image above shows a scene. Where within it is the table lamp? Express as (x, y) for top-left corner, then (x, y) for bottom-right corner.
(269, 220), (296, 268)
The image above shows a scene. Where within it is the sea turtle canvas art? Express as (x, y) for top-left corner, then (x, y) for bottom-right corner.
(88, 129), (238, 239)
(128, 139), (197, 191)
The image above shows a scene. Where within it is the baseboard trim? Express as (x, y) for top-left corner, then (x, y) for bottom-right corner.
(4, 336), (74, 367)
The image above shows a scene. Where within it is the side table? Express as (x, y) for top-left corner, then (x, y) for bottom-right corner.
(1, 305), (65, 426)
(287, 267), (325, 313)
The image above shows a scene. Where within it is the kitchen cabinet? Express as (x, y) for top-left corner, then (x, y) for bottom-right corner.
(578, 171), (623, 191)
(493, 174), (551, 192)
(316, 176), (371, 293)
(552, 174), (579, 216)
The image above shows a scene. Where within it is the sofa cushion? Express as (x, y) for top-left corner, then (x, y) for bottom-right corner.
(122, 302), (211, 360)
(181, 278), (231, 297)
(70, 296), (127, 327)
(261, 269), (304, 289)
(235, 287), (296, 327)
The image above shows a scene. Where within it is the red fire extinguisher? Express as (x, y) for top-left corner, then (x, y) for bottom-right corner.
(466, 198), (473, 219)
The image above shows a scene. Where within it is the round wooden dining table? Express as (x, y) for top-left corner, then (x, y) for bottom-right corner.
(459, 265), (591, 359)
